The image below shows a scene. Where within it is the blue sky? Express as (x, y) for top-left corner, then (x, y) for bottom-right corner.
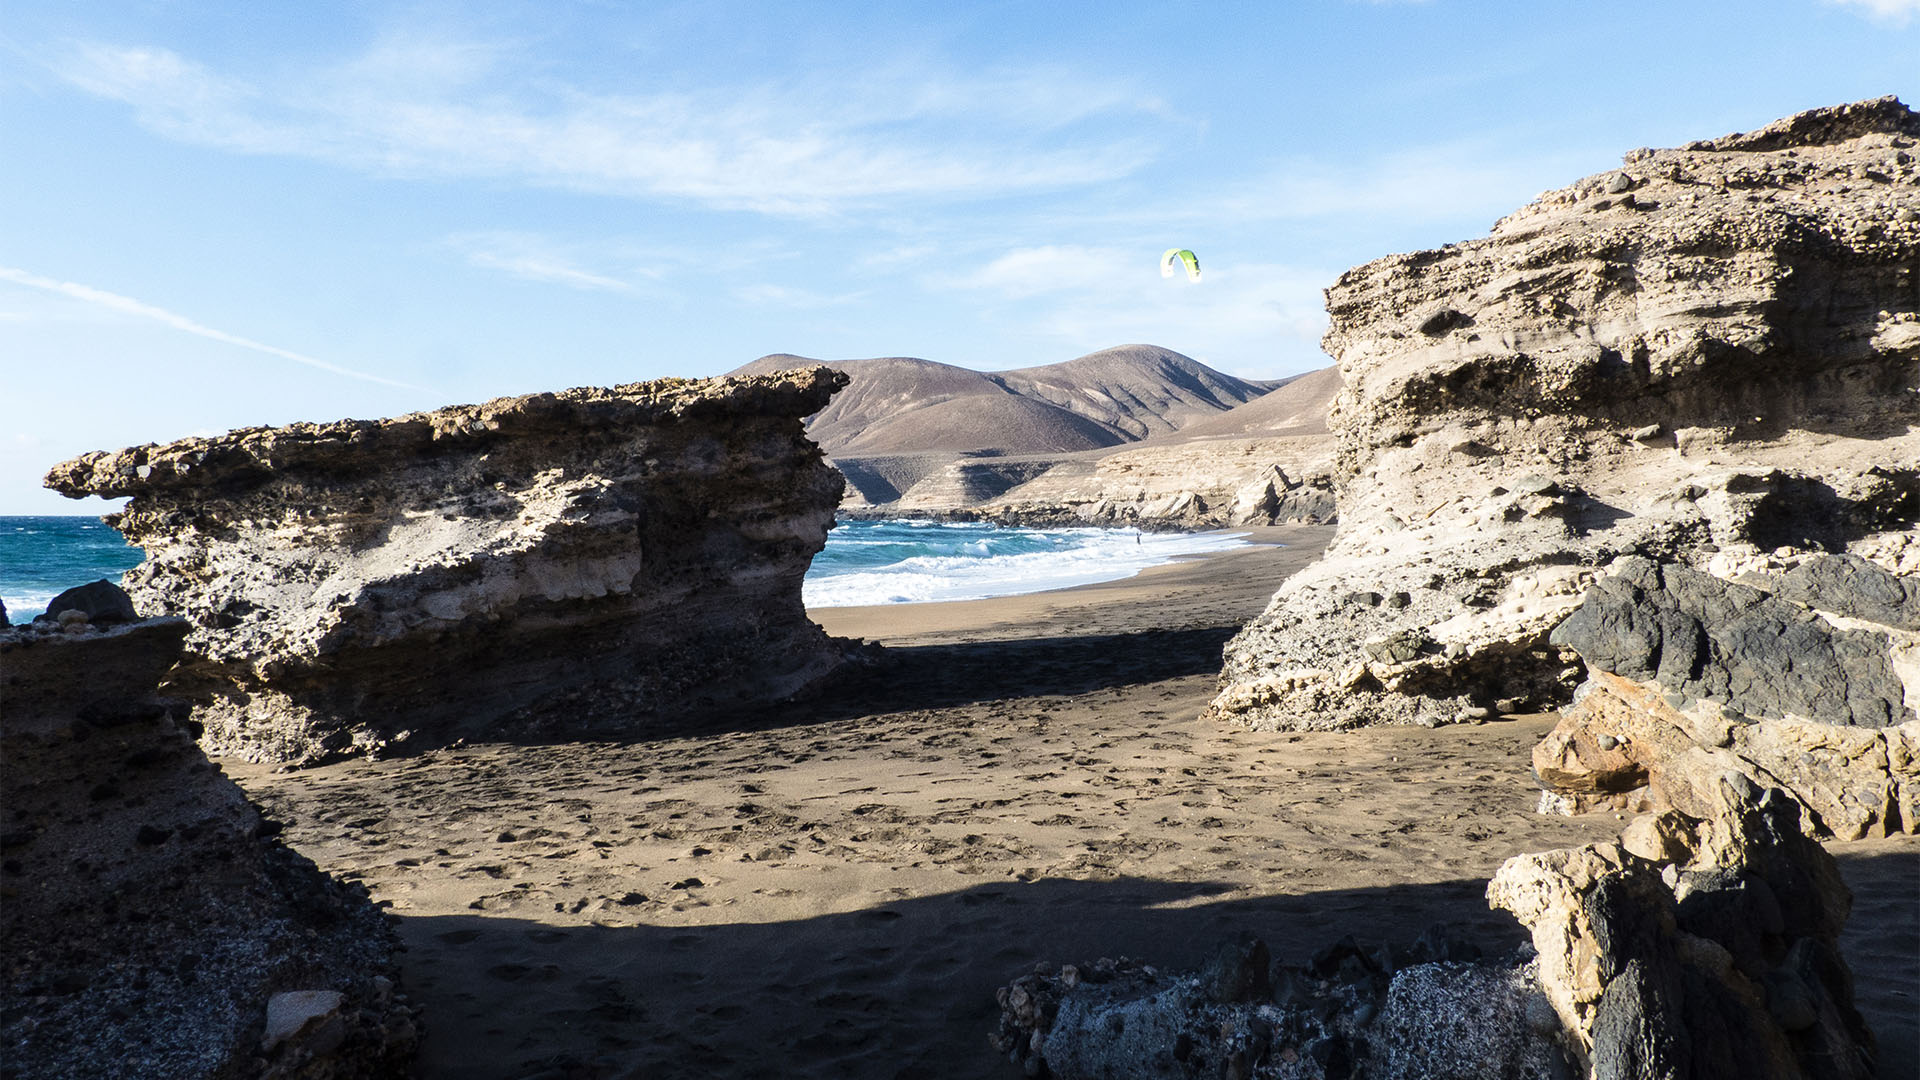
(1, 0), (1915, 514)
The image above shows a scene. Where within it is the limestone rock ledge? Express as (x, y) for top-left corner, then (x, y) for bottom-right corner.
(46, 367), (854, 763)
(1209, 98), (1920, 731)
(0, 615), (416, 1079)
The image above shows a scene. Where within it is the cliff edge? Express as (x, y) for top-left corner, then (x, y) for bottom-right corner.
(1211, 97), (1920, 735)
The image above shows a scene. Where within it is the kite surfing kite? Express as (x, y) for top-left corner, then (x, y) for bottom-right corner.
(1160, 247), (1201, 283)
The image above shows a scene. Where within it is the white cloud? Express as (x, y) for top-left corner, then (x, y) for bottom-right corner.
(950, 245), (1130, 297)
(52, 40), (1170, 215)
(1169, 141), (1596, 228)
(1825, 0), (1920, 23)
(0, 266), (426, 390)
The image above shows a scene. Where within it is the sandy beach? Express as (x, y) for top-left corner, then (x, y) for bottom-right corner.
(225, 525), (1918, 1080)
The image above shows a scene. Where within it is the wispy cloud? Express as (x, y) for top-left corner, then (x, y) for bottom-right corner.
(1170, 141), (1596, 228)
(446, 232), (649, 293)
(0, 266), (426, 390)
(51, 39), (1170, 216)
(1824, 0), (1920, 23)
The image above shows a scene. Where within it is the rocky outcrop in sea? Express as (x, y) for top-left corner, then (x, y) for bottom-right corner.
(45, 367), (856, 764)
(0, 591), (416, 1078)
(1210, 97), (1920, 733)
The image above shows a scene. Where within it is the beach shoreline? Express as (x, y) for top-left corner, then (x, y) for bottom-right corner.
(223, 525), (1917, 1079)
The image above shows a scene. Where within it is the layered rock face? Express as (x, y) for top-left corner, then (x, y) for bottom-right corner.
(954, 433), (1338, 530)
(1212, 98), (1920, 731)
(0, 610), (415, 1078)
(991, 777), (1874, 1079)
(46, 368), (853, 763)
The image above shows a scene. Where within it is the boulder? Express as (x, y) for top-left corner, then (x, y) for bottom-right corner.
(1549, 557), (1913, 729)
(1211, 98), (1920, 731)
(1535, 552), (1920, 839)
(0, 615), (416, 1078)
(39, 579), (139, 625)
(44, 367), (857, 764)
(992, 949), (1567, 1080)
(1490, 775), (1873, 1079)
(1533, 670), (1920, 840)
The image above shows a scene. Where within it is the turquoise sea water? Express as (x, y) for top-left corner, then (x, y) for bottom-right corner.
(0, 516), (1248, 619)
(0, 516), (146, 621)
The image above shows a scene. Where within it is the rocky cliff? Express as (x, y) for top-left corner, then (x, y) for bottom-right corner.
(1211, 97), (1920, 732)
(45, 368), (855, 764)
(0, 605), (416, 1078)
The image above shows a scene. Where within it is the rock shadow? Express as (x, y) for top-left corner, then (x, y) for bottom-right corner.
(392, 872), (1520, 1080)
(487, 626), (1241, 750)
(393, 847), (1913, 1079)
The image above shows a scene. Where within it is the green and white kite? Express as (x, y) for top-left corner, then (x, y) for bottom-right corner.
(1160, 248), (1201, 283)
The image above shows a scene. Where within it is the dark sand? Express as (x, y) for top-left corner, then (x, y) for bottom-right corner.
(227, 524), (1918, 1079)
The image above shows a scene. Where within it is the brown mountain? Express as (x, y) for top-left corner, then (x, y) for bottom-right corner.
(1157, 364), (1340, 441)
(993, 345), (1275, 441)
(729, 345), (1272, 455)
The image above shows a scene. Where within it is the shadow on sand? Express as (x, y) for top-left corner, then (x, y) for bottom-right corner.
(397, 872), (1513, 1080)
(485, 626), (1243, 751)
(394, 847), (1917, 1080)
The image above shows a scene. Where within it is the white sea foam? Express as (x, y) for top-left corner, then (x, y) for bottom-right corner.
(2, 590), (59, 621)
(803, 523), (1249, 608)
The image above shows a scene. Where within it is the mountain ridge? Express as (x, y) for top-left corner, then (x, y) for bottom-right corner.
(729, 344), (1277, 456)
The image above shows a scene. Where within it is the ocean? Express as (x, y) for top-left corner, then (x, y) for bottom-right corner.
(803, 519), (1248, 606)
(0, 516), (1248, 620)
(0, 516), (146, 621)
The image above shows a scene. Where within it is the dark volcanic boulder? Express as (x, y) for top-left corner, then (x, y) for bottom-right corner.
(1535, 549), (1919, 839)
(1772, 553), (1920, 631)
(1549, 557), (1912, 729)
(40, 578), (140, 625)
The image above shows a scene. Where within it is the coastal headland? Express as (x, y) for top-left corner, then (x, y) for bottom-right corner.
(6, 96), (1917, 1080)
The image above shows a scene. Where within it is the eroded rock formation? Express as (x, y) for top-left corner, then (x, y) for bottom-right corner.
(993, 777), (1875, 1079)
(45, 368), (855, 764)
(1533, 555), (1920, 838)
(992, 934), (1565, 1080)
(0, 606), (416, 1078)
(1211, 97), (1920, 731)
(1490, 774), (1874, 1079)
